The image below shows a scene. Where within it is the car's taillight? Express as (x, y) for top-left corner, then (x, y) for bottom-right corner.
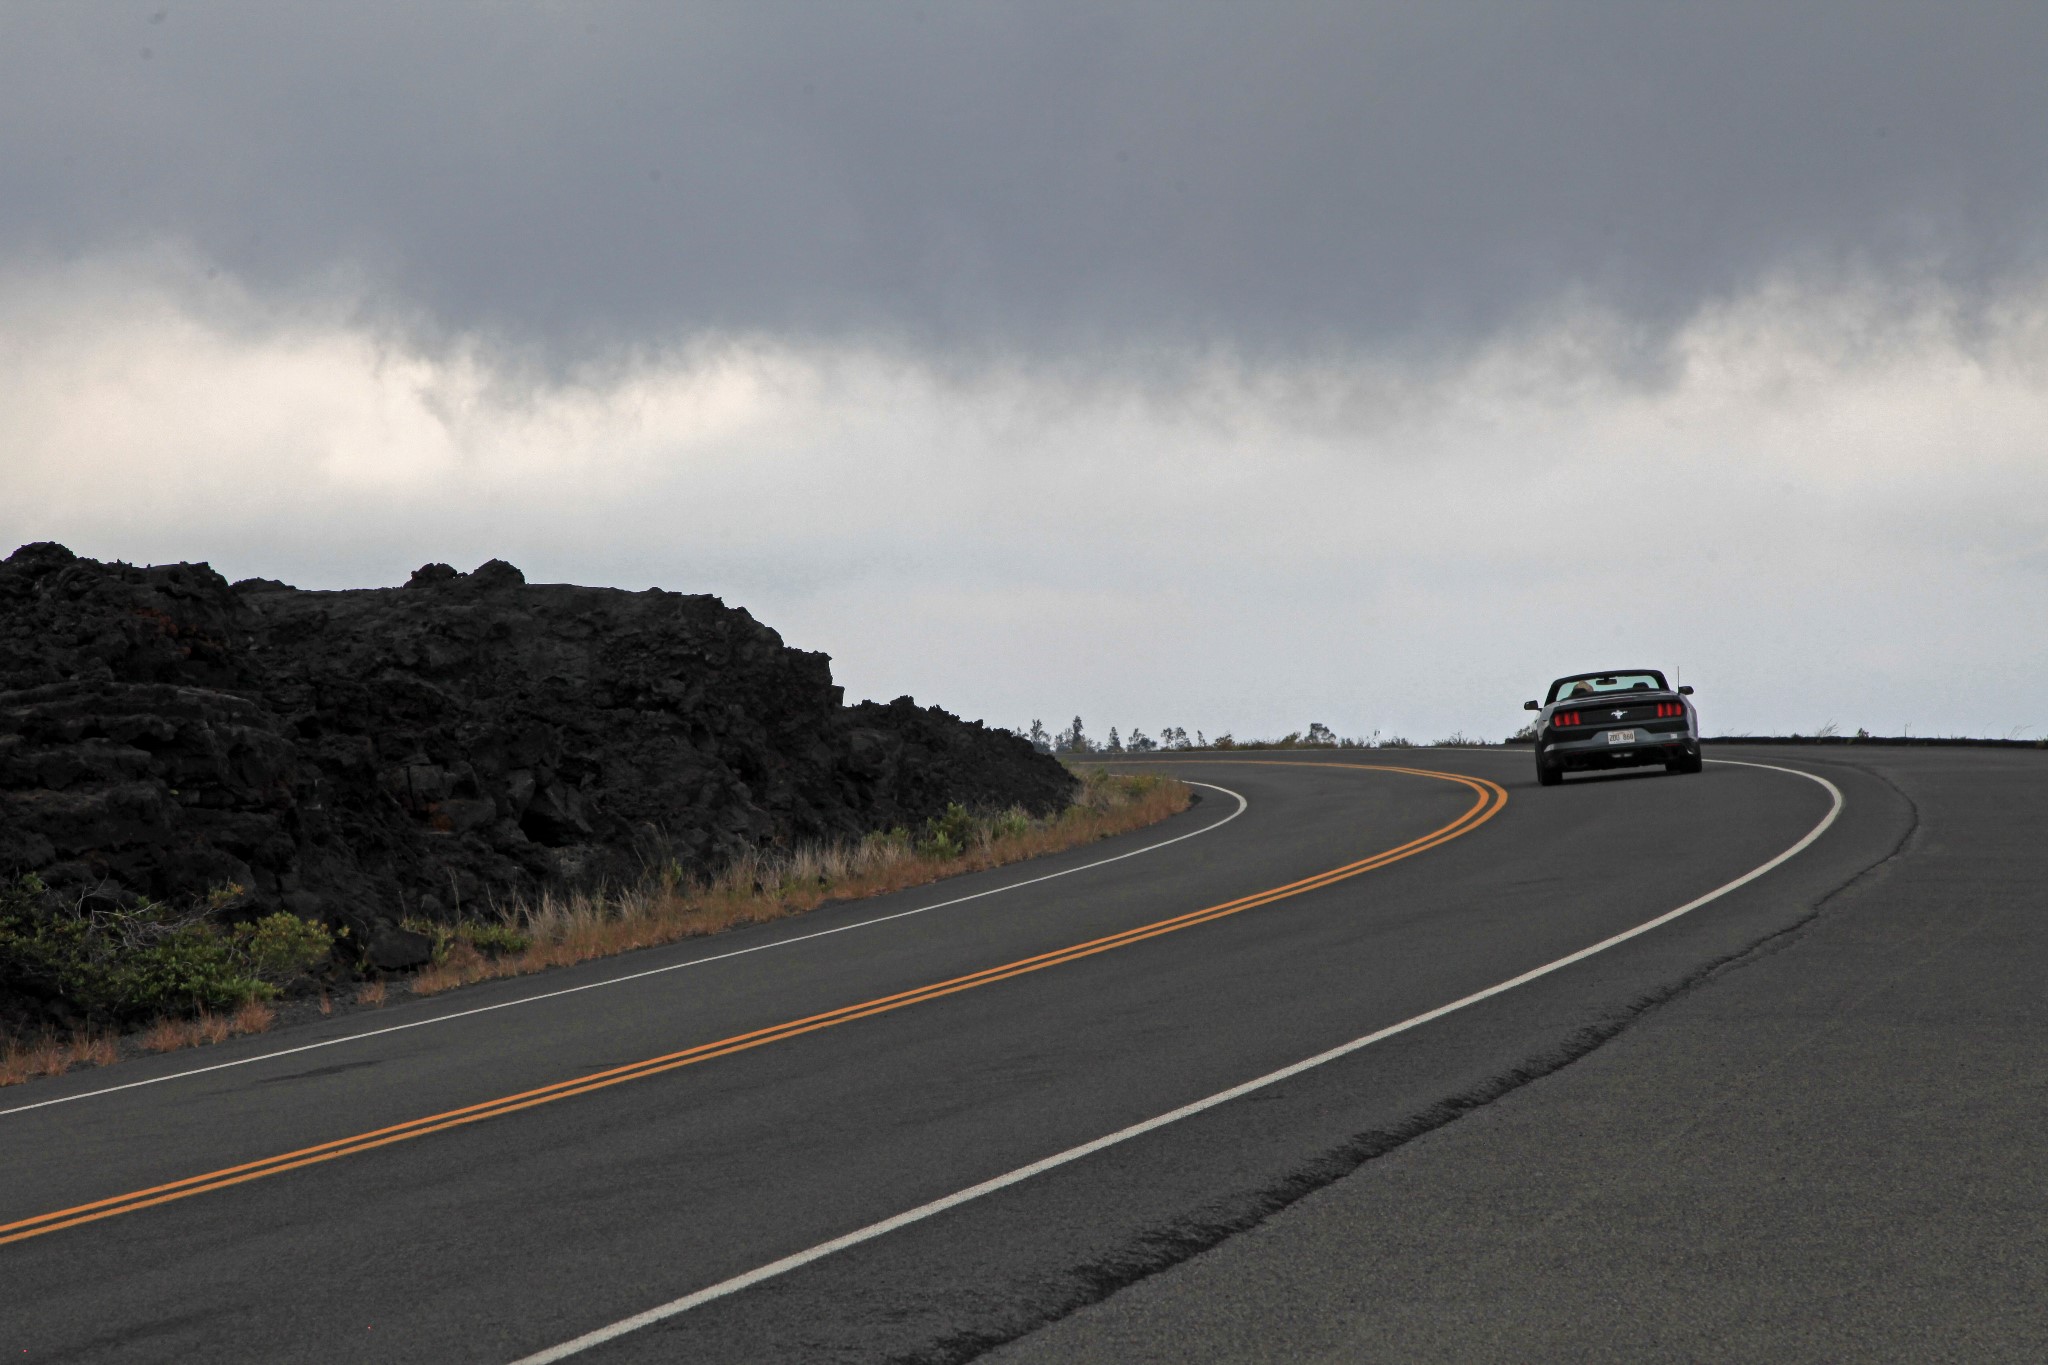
(1555, 710), (1582, 727)
(1654, 701), (1684, 718)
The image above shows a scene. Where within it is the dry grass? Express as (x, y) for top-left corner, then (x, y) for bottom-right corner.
(0, 1029), (120, 1086)
(355, 980), (388, 1007)
(231, 999), (277, 1035)
(2, 1004), (275, 1085)
(408, 771), (1192, 998)
(140, 1012), (224, 1053)
(131, 999), (277, 1057)
(3, 1001), (280, 1085)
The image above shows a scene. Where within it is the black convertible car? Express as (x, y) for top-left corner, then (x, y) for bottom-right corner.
(1524, 669), (1700, 786)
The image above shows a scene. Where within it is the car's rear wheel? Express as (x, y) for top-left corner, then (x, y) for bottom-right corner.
(1536, 758), (1563, 786)
(1668, 748), (1703, 775)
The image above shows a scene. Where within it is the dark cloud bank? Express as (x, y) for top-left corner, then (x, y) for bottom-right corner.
(5, 2), (2047, 361)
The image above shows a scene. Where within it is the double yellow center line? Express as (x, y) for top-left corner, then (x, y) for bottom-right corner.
(1, 761), (1505, 1248)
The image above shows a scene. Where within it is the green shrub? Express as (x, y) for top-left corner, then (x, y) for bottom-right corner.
(867, 826), (914, 856)
(230, 912), (335, 985)
(106, 926), (272, 1013)
(917, 802), (978, 859)
(917, 829), (963, 860)
(461, 921), (533, 956)
(0, 879), (342, 1024)
(988, 808), (1032, 841)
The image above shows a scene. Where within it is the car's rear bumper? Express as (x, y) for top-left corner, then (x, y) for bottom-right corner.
(1543, 729), (1696, 770)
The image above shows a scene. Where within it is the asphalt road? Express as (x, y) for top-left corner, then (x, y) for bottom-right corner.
(2, 745), (2039, 1362)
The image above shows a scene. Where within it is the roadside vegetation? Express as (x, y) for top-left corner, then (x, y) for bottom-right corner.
(0, 879), (333, 1085)
(0, 769), (1190, 1085)
(403, 768), (1189, 996)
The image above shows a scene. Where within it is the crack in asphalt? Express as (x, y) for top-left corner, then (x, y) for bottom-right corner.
(900, 759), (1922, 1365)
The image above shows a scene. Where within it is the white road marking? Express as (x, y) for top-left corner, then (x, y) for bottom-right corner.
(0, 783), (1248, 1119)
(509, 758), (1841, 1364)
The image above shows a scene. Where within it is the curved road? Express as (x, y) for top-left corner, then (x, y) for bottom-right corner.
(2, 746), (2041, 1361)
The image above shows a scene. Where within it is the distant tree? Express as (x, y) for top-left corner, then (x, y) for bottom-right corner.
(1027, 719), (1051, 753)
(1305, 721), (1337, 747)
(1057, 715), (1090, 753)
(1128, 727), (1157, 751)
(1195, 730), (1206, 748)
(1107, 726), (1123, 752)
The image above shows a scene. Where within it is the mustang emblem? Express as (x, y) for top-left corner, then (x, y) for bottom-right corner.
(1611, 709), (1627, 719)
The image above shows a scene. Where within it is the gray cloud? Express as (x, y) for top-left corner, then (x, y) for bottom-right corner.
(5, 2), (2046, 360)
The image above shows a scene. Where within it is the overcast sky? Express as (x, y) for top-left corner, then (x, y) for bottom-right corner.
(4, 3), (2046, 741)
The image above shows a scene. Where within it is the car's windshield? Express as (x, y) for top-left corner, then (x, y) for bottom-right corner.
(1548, 672), (1667, 703)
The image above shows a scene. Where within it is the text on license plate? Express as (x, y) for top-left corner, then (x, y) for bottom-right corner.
(1607, 729), (1637, 744)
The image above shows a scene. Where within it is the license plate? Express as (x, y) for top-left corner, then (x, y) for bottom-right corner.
(1607, 729), (1636, 744)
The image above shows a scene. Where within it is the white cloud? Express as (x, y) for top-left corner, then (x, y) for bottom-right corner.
(3, 253), (2044, 742)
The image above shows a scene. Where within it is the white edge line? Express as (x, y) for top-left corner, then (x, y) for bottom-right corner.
(0, 781), (1249, 1120)
(509, 758), (1841, 1365)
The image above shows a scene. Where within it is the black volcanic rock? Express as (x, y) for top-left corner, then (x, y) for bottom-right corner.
(0, 545), (1072, 954)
